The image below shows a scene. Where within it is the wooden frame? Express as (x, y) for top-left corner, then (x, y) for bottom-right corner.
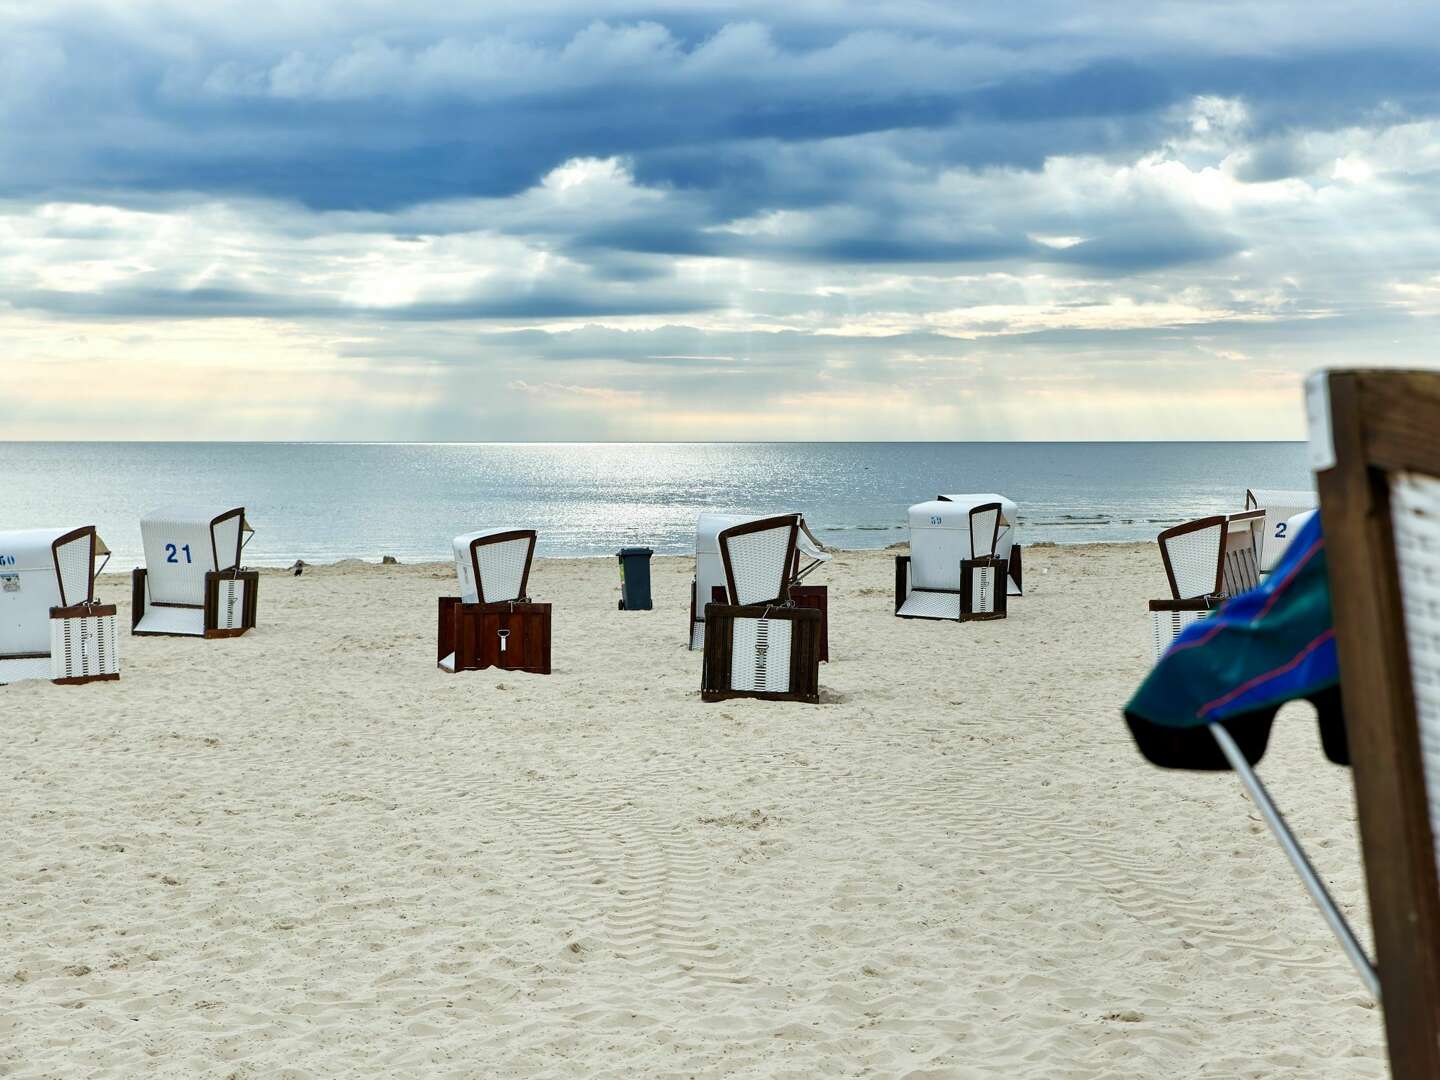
(49, 525), (97, 607)
(437, 597), (551, 675)
(711, 583), (829, 662)
(959, 556), (1008, 621)
(1008, 544), (1023, 595)
(208, 507), (247, 571)
(48, 603), (120, 684)
(464, 529), (536, 605)
(717, 514), (800, 606)
(968, 501), (1003, 558)
(203, 569), (259, 638)
(700, 602), (821, 703)
(1312, 368), (1440, 1080)
(1157, 515), (1227, 600)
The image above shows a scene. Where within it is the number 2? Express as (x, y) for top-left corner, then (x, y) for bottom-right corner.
(164, 543), (193, 564)
(1274, 522), (1287, 539)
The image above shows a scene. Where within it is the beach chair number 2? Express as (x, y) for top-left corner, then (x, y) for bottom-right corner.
(164, 543), (192, 564)
(1274, 522), (1287, 539)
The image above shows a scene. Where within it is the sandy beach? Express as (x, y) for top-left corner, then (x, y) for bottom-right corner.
(1, 544), (1384, 1078)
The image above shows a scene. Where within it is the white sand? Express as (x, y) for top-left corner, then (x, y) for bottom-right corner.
(1, 546), (1385, 1078)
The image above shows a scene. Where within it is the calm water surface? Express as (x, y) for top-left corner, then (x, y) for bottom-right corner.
(0, 442), (1310, 566)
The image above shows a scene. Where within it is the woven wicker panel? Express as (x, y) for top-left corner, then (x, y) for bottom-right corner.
(212, 514), (242, 572)
(690, 620), (705, 651)
(970, 506), (1000, 557)
(1390, 471), (1440, 869)
(897, 589), (962, 620)
(969, 563), (997, 613)
(1163, 522), (1224, 598)
(216, 578), (246, 630)
(476, 538), (530, 602)
(724, 525), (792, 605)
(730, 617), (792, 694)
(1150, 607), (1210, 661)
(53, 531), (94, 607)
(50, 611), (118, 679)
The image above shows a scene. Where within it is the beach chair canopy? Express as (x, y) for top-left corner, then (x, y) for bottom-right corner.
(695, 511), (829, 610)
(452, 528), (536, 605)
(1245, 487), (1318, 573)
(140, 507), (252, 605)
(0, 526), (109, 655)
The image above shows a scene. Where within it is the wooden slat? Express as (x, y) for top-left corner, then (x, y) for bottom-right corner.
(1317, 370), (1440, 1080)
(1356, 370), (1440, 478)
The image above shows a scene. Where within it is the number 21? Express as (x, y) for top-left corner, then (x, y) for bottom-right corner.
(165, 543), (192, 564)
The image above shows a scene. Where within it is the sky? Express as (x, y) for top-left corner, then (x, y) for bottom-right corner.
(3, 1), (1439, 441)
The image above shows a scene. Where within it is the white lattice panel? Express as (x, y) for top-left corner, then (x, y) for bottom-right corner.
(50, 611), (118, 680)
(690, 619), (705, 651)
(53, 532), (94, 607)
(215, 578), (246, 630)
(970, 506), (1000, 556)
(724, 525), (793, 605)
(1150, 607), (1210, 661)
(730, 617), (792, 694)
(969, 564), (997, 614)
(897, 589), (962, 620)
(476, 538), (530, 602)
(1164, 522), (1224, 598)
(1390, 471), (1440, 870)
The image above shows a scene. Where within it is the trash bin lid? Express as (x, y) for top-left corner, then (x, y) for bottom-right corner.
(617, 547), (654, 557)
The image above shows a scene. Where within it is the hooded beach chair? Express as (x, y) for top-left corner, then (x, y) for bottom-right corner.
(1124, 369), (1440, 1080)
(689, 511), (830, 653)
(0, 525), (119, 685)
(437, 528), (550, 675)
(1148, 509), (1266, 658)
(1244, 487), (1318, 573)
(699, 513), (827, 703)
(895, 494), (1015, 621)
(132, 506), (258, 638)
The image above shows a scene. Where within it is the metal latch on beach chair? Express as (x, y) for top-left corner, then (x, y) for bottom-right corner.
(497, 628), (510, 655)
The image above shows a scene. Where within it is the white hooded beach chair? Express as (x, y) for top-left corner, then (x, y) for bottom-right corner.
(894, 495), (1013, 621)
(1245, 487), (1319, 573)
(0, 526), (119, 685)
(689, 511), (830, 650)
(438, 529), (550, 675)
(699, 513), (828, 703)
(132, 506), (257, 638)
(1149, 509), (1266, 658)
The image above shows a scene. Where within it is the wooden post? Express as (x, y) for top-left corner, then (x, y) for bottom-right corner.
(1314, 370), (1440, 1079)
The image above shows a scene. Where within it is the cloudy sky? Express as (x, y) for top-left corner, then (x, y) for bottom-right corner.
(4, 1), (1439, 440)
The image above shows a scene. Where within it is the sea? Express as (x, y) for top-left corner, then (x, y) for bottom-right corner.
(1, 442), (1310, 566)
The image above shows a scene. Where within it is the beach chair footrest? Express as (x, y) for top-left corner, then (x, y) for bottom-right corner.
(438, 597), (552, 674)
(701, 602), (821, 703)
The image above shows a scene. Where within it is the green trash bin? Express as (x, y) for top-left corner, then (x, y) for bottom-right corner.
(617, 547), (653, 611)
